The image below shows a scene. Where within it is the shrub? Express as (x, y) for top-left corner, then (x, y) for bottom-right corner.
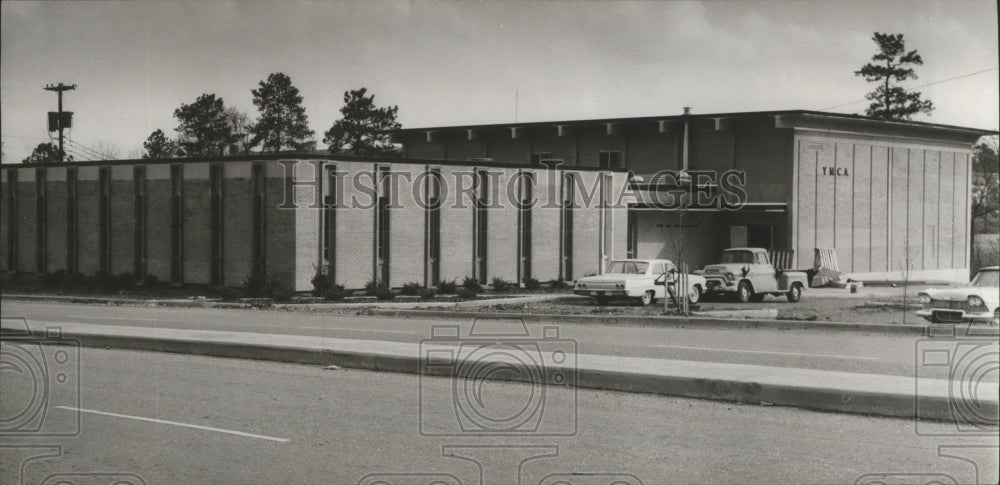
(372, 286), (396, 301)
(323, 284), (350, 301)
(547, 278), (569, 290)
(462, 276), (483, 293)
(62, 272), (87, 290)
(114, 272), (135, 291)
(364, 279), (388, 296)
(437, 279), (457, 294)
(490, 277), (513, 293)
(456, 287), (479, 299)
(401, 282), (423, 296)
(243, 271), (269, 298)
(310, 267), (332, 296)
(418, 287), (437, 300)
(41, 270), (67, 289)
(142, 274), (160, 288)
(523, 277), (541, 291)
(265, 273), (295, 302)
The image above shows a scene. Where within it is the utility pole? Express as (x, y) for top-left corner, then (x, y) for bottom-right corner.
(44, 83), (76, 162)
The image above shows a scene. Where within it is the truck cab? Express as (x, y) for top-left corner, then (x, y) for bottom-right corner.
(700, 248), (808, 303)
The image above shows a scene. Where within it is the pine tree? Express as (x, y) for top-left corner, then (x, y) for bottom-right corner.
(855, 32), (933, 120)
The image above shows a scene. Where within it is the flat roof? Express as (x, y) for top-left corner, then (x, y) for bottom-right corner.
(395, 109), (995, 137)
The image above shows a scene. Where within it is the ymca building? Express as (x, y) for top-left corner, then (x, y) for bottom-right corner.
(1, 109), (989, 291)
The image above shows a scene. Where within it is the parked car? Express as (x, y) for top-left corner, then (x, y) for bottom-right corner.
(699, 248), (808, 303)
(573, 259), (706, 306)
(916, 267), (1000, 324)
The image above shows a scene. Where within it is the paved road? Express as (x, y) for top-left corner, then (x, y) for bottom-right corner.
(3, 300), (997, 381)
(2, 348), (997, 484)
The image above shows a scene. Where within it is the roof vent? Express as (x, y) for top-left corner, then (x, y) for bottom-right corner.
(683, 107), (692, 115)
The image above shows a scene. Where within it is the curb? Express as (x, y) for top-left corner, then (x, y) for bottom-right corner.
(364, 309), (1000, 336)
(3, 323), (995, 425)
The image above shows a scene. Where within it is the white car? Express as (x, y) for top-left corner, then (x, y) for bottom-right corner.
(916, 267), (1000, 324)
(573, 259), (706, 306)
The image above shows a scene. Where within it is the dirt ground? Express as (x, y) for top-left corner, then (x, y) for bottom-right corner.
(463, 292), (934, 325)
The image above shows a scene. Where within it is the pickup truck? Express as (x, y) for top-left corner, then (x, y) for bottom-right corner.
(699, 248), (808, 303)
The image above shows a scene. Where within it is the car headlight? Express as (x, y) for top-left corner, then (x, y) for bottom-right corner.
(968, 295), (985, 308)
(578, 283), (586, 288)
(725, 272), (736, 282)
(616, 283), (624, 288)
(917, 293), (931, 304)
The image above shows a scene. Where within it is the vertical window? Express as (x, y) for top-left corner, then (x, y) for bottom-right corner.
(599, 151), (622, 169)
(626, 206), (638, 259)
(375, 166), (391, 285)
(425, 169), (441, 287)
(322, 167), (338, 283)
(36, 168), (47, 273)
(170, 165), (184, 283)
(474, 169), (488, 284)
(561, 173), (574, 280)
(517, 171), (533, 282)
(251, 164), (266, 277)
(99, 167), (111, 275)
(6, 171), (17, 271)
(209, 164), (224, 285)
(66, 168), (77, 275)
(133, 166), (146, 280)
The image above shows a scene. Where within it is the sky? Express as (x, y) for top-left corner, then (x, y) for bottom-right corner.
(2, 0), (997, 163)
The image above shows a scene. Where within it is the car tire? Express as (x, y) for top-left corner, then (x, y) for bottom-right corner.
(688, 285), (701, 304)
(640, 290), (655, 306)
(786, 283), (802, 303)
(737, 282), (752, 303)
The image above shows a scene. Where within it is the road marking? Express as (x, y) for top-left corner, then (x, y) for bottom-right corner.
(68, 315), (160, 322)
(650, 344), (880, 361)
(296, 326), (416, 334)
(56, 406), (290, 443)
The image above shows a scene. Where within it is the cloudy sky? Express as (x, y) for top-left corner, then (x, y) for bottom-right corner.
(2, 0), (997, 163)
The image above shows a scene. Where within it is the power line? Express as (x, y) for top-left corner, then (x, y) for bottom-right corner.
(818, 66), (999, 111)
(65, 138), (103, 159)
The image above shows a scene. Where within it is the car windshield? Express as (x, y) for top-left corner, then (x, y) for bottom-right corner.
(606, 261), (649, 274)
(719, 251), (755, 264)
(971, 269), (999, 288)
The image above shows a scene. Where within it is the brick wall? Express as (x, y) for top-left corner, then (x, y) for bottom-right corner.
(76, 167), (100, 275)
(110, 165), (134, 276)
(182, 163), (211, 284)
(334, 161), (375, 289)
(145, 165), (172, 282)
(438, 165), (474, 283)
(45, 168), (68, 273)
(531, 167), (561, 281)
(388, 164), (426, 287)
(1, 170), (8, 271)
(16, 168), (37, 273)
(486, 168), (519, 283)
(222, 162), (253, 287)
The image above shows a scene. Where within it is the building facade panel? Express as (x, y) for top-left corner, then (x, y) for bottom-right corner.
(76, 167), (100, 275)
(906, 149), (925, 272)
(834, 143), (855, 272)
(531, 167), (561, 281)
(222, 166), (253, 287)
(485, 168), (519, 284)
(870, 146), (890, 273)
(109, 168), (135, 276)
(45, 169), (68, 274)
(16, 169), (37, 273)
(437, 165), (475, 283)
(388, 164), (427, 287)
(938, 152), (955, 270)
(145, 166), (172, 282)
(851, 146), (872, 274)
(335, 161), (376, 289)
(182, 164), (212, 284)
(923, 151), (940, 270)
(1, 170), (8, 271)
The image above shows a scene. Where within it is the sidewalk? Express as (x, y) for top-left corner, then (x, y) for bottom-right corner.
(3, 320), (996, 425)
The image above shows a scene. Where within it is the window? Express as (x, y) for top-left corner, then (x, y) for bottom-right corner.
(747, 224), (774, 250)
(99, 167), (111, 275)
(425, 169), (441, 286)
(530, 152), (552, 164)
(474, 169), (488, 283)
(599, 151), (622, 169)
(209, 164), (224, 285)
(36, 168), (47, 273)
(561, 173), (574, 280)
(170, 165), (184, 283)
(322, 167), (338, 283)
(134, 166), (146, 280)
(626, 207), (638, 259)
(251, 164), (265, 277)
(6, 170), (16, 271)
(66, 168), (77, 275)
(517, 172), (533, 282)
(375, 166), (391, 285)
